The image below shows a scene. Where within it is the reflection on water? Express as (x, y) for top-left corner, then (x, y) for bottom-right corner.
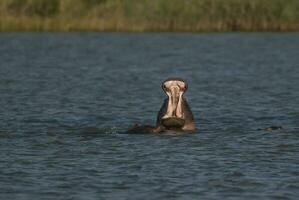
(0, 33), (299, 199)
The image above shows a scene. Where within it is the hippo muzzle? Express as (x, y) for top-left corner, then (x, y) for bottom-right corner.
(161, 78), (188, 129)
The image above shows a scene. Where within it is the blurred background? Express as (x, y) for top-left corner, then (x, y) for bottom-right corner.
(1, 0), (299, 32)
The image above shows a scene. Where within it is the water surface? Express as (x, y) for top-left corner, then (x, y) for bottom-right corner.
(0, 33), (299, 199)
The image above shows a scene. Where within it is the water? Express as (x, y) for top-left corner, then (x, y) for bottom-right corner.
(0, 33), (299, 199)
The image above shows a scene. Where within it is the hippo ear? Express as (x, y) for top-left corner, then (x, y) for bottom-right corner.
(161, 82), (166, 93)
(185, 80), (188, 92)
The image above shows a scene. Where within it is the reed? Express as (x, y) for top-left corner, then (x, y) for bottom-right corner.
(1, 0), (299, 32)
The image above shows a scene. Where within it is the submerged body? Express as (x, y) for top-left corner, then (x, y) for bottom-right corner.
(128, 78), (196, 134)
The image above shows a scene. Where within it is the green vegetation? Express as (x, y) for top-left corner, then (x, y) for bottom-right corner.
(1, 0), (299, 32)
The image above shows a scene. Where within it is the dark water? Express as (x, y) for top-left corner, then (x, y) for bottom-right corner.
(0, 33), (299, 199)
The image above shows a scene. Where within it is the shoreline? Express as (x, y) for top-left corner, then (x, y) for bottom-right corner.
(1, 30), (299, 33)
(1, 25), (299, 33)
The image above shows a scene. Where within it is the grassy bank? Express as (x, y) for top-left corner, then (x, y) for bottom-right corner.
(1, 0), (299, 32)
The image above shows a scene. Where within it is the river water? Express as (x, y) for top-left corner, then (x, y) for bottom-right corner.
(0, 33), (299, 199)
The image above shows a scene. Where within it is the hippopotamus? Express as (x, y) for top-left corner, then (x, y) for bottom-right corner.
(127, 78), (196, 133)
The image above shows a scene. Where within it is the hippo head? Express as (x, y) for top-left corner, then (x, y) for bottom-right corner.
(160, 78), (189, 129)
